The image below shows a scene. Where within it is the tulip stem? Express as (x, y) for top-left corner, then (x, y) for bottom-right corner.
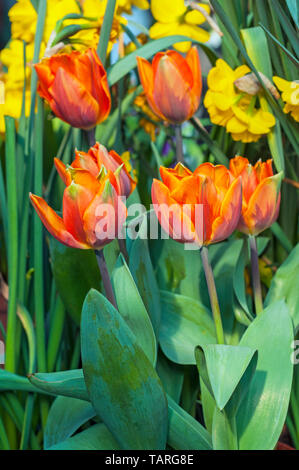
(95, 249), (118, 310)
(86, 128), (96, 148)
(200, 246), (225, 345)
(118, 238), (129, 264)
(175, 125), (184, 163)
(249, 235), (263, 315)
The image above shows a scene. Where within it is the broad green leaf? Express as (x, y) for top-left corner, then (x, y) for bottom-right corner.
(237, 300), (293, 450)
(81, 289), (168, 450)
(159, 291), (215, 365)
(265, 243), (299, 332)
(107, 36), (218, 86)
(111, 254), (157, 364)
(44, 396), (96, 449)
(212, 407), (230, 450)
(25, 367), (212, 450)
(29, 369), (88, 400)
(167, 395), (212, 450)
(49, 238), (101, 324)
(129, 218), (161, 336)
(200, 378), (215, 433)
(196, 345), (257, 411)
(49, 423), (120, 450)
(0, 370), (46, 394)
(156, 350), (184, 404)
(150, 237), (203, 301)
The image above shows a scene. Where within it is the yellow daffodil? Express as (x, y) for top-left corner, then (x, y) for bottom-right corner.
(149, 0), (210, 53)
(273, 76), (299, 122)
(8, 0), (123, 55)
(0, 40), (34, 133)
(204, 59), (276, 143)
(117, 0), (149, 14)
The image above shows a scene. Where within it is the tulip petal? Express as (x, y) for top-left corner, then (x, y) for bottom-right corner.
(83, 181), (126, 249)
(136, 56), (165, 120)
(35, 61), (54, 102)
(153, 54), (194, 123)
(29, 193), (89, 249)
(63, 182), (96, 245)
(210, 176), (242, 244)
(49, 67), (100, 129)
(241, 173), (282, 235)
(159, 163), (192, 191)
(54, 158), (72, 186)
(72, 149), (99, 177)
(152, 179), (200, 244)
(186, 46), (202, 103)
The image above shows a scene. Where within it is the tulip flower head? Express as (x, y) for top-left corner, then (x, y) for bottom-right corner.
(152, 162), (242, 247)
(230, 156), (282, 235)
(34, 48), (111, 130)
(30, 144), (129, 250)
(137, 47), (202, 125)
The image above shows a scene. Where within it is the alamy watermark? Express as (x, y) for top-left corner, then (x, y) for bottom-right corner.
(94, 198), (205, 250)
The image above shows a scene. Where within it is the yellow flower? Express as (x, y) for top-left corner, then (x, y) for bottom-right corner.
(8, 0), (123, 55)
(8, 0), (37, 43)
(273, 76), (299, 122)
(204, 59), (276, 143)
(0, 40), (34, 133)
(149, 0), (210, 53)
(0, 82), (31, 133)
(120, 151), (138, 181)
(117, 0), (149, 14)
(124, 33), (148, 55)
(0, 39), (35, 90)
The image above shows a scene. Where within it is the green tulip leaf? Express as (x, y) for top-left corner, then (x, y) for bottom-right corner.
(159, 291), (216, 365)
(44, 396), (96, 449)
(49, 423), (120, 450)
(236, 300), (293, 450)
(265, 243), (299, 333)
(81, 289), (168, 450)
(49, 237), (101, 324)
(111, 254), (157, 364)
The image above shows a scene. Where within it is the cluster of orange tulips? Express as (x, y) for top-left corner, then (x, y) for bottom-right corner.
(30, 47), (282, 253)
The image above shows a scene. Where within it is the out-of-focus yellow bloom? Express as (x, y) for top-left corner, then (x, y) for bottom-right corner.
(134, 91), (161, 141)
(124, 33), (148, 55)
(204, 59), (276, 143)
(273, 76), (299, 122)
(9, 0), (124, 54)
(0, 40), (33, 133)
(117, 0), (149, 14)
(149, 0), (210, 53)
(120, 150), (138, 181)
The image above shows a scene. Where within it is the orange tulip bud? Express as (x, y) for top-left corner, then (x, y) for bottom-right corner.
(35, 48), (111, 130)
(70, 143), (136, 197)
(137, 47), (202, 124)
(152, 162), (242, 247)
(30, 145), (128, 250)
(229, 156), (282, 235)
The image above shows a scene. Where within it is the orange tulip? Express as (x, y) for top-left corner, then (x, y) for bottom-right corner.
(64, 142), (136, 198)
(152, 162), (242, 246)
(30, 145), (127, 250)
(35, 48), (111, 130)
(137, 47), (202, 124)
(229, 156), (282, 235)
